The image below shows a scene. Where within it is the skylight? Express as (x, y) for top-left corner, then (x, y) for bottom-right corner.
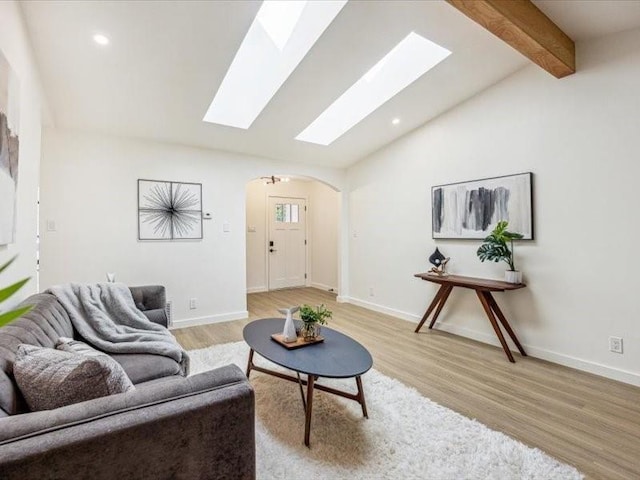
(203, 0), (348, 130)
(296, 32), (452, 146)
(257, 1), (307, 51)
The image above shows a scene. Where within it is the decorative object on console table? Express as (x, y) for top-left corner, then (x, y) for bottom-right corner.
(277, 306), (299, 343)
(299, 304), (332, 342)
(138, 179), (203, 240)
(477, 221), (524, 284)
(0, 50), (20, 245)
(432, 172), (533, 240)
(427, 247), (450, 276)
(0, 256), (32, 327)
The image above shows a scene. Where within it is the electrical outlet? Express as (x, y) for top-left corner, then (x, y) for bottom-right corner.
(189, 298), (197, 310)
(369, 287), (374, 297)
(609, 336), (623, 354)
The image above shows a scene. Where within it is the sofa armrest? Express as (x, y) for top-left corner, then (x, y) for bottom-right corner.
(0, 364), (255, 480)
(130, 285), (166, 311)
(129, 285), (168, 327)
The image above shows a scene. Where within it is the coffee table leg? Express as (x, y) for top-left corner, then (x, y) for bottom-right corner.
(296, 372), (307, 411)
(304, 374), (315, 447)
(356, 376), (368, 419)
(245, 349), (254, 378)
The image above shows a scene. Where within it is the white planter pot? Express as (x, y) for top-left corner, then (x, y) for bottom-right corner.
(505, 270), (523, 284)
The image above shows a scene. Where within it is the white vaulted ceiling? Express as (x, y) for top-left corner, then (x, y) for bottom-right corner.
(20, 1), (640, 168)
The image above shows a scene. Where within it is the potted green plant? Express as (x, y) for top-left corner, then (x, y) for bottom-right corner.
(299, 304), (332, 341)
(476, 221), (524, 284)
(1, 256), (32, 327)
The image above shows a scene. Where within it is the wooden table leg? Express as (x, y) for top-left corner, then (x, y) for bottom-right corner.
(245, 349), (254, 378)
(428, 284), (453, 329)
(475, 290), (515, 363)
(296, 372), (307, 411)
(304, 374), (315, 447)
(415, 284), (449, 333)
(355, 376), (368, 419)
(485, 292), (527, 356)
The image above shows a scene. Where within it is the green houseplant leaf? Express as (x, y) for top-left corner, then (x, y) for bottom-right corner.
(299, 304), (332, 325)
(0, 306), (32, 327)
(0, 278), (30, 303)
(0, 256), (32, 327)
(476, 221), (523, 271)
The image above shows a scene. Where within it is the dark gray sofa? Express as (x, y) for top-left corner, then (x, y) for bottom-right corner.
(0, 286), (255, 480)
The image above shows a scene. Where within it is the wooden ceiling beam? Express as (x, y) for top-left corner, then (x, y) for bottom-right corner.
(446, 0), (575, 78)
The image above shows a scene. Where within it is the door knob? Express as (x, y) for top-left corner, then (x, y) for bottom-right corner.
(269, 248), (277, 253)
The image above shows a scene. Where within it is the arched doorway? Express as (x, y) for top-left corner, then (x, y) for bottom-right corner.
(245, 175), (341, 294)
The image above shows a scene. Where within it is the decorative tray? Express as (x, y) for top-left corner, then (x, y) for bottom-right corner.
(271, 333), (325, 350)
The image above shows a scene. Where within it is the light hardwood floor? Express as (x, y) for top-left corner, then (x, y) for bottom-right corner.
(173, 288), (640, 480)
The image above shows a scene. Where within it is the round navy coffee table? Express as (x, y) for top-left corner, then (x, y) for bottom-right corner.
(243, 318), (373, 447)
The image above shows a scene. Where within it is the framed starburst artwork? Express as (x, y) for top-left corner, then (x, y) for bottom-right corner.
(138, 179), (203, 240)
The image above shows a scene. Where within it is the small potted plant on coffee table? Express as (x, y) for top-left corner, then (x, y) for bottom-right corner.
(477, 220), (524, 284)
(299, 304), (332, 341)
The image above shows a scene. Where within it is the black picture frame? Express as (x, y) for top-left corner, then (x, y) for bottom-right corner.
(137, 179), (203, 240)
(432, 172), (534, 240)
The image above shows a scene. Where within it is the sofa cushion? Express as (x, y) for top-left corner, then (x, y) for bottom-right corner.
(56, 337), (104, 357)
(0, 370), (18, 416)
(0, 294), (75, 415)
(13, 344), (134, 411)
(56, 338), (182, 384)
(110, 352), (181, 384)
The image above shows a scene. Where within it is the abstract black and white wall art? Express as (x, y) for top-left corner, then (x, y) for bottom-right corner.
(0, 51), (20, 245)
(432, 172), (533, 240)
(138, 180), (203, 240)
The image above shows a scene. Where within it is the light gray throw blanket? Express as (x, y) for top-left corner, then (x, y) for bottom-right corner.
(46, 283), (189, 376)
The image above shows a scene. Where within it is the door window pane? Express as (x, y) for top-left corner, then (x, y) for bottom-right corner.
(274, 202), (301, 223)
(275, 204), (284, 222)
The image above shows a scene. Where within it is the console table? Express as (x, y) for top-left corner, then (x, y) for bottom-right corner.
(414, 273), (527, 362)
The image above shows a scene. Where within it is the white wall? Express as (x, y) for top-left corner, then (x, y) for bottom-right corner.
(346, 28), (640, 385)
(309, 181), (339, 291)
(39, 129), (344, 328)
(0, 2), (45, 300)
(245, 178), (339, 293)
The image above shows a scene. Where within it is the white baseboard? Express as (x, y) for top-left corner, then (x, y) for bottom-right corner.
(247, 286), (268, 294)
(341, 296), (420, 322)
(170, 310), (249, 330)
(342, 296), (640, 387)
(311, 282), (337, 292)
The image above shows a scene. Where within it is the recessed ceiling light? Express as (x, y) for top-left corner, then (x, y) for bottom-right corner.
(296, 32), (451, 146)
(203, 0), (348, 130)
(392, 118), (400, 125)
(93, 34), (110, 46)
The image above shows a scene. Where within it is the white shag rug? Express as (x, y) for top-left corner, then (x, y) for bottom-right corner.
(189, 342), (582, 480)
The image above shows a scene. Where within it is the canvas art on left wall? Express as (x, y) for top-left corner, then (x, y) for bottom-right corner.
(0, 51), (20, 245)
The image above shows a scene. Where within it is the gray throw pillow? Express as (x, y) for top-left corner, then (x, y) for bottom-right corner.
(13, 344), (134, 411)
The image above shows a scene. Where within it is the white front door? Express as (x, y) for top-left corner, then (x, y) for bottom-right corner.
(268, 197), (307, 290)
